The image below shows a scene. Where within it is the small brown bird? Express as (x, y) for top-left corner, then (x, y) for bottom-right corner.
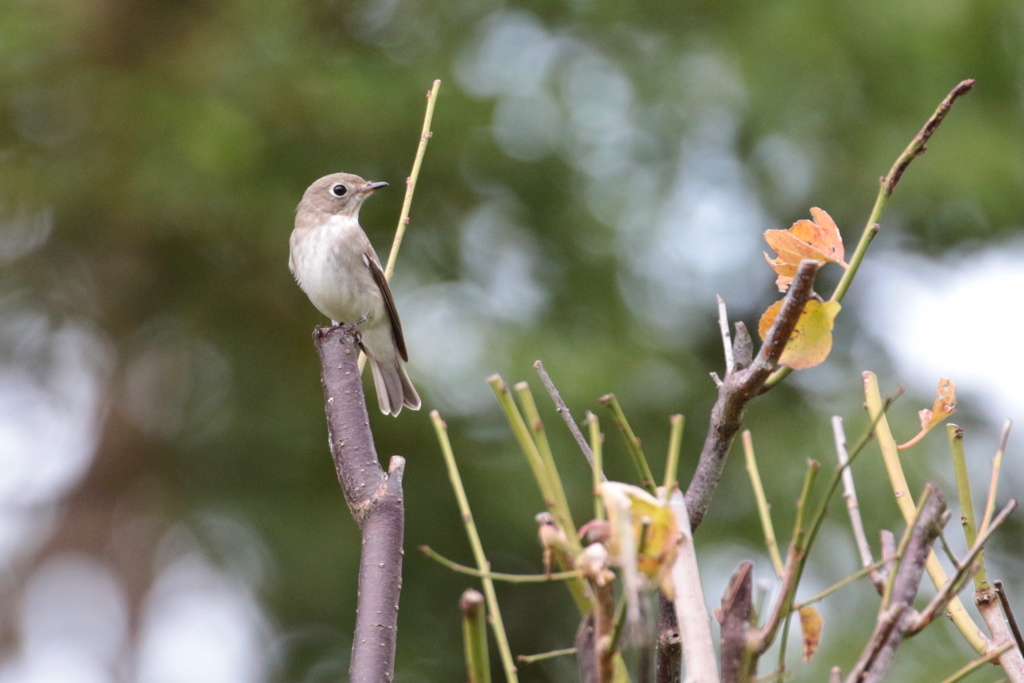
(290, 172), (421, 416)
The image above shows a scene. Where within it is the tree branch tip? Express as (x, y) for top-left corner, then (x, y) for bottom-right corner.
(514, 380), (530, 391)
(956, 78), (976, 92)
(998, 419), (1013, 452)
(387, 455), (406, 473)
(599, 394), (612, 404)
(460, 589), (485, 611)
(797, 258), (822, 273)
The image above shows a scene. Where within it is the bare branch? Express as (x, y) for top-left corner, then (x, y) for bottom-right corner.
(845, 483), (947, 683)
(684, 260), (819, 530)
(996, 581), (1024, 660)
(910, 499), (1018, 634)
(718, 561), (754, 682)
(534, 360), (600, 473)
(717, 295), (734, 374)
(833, 416), (884, 590)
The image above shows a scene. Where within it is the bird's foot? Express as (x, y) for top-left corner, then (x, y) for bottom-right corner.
(333, 317), (367, 345)
(335, 315), (369, 331)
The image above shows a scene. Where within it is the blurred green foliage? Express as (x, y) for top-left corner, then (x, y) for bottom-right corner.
(2, 0), (1023, 680)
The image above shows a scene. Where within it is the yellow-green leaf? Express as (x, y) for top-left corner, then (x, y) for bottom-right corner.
(758, 299), (841, 370)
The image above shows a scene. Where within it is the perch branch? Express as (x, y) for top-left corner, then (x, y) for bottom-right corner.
(313, 326), (406, 683)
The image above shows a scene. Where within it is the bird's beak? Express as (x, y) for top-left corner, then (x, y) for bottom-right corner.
(360, 181), (389, 194)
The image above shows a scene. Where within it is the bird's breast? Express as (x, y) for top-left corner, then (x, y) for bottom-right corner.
(290, 216), (385, 325)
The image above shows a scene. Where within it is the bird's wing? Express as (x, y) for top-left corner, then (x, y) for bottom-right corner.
(364, 253), (409, 362)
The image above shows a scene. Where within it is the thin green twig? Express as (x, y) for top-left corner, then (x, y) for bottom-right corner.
(979, 419), (1012, 536)
(461, 589), (491, 683)
(832, 79), (974, 305)
(600, 393), (656, 493)
(662, 414), (685, 499)
(515, 381), (580, 542)
(949, 424), (988, 591)
(939, 642), (1013, 683)
(587, 411), (605, 521)
(420, 546), (580, 582)
(793, 558), (895, 610)
(517, 648), (577, 665)
(489, 376), (588, 612)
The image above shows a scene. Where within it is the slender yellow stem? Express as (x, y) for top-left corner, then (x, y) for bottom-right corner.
(384, 79), (441, 281)
(742, 430), (784, 577)
(359, 79), (441, 373)
(431, 410), (518, 681)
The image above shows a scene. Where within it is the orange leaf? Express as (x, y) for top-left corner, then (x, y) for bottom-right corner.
(924, 378), (957, 428)
(758, 299), (841, 370)
(799, 606), (824, 662)
(764, 207), (847, 292)
(898, 379), (958, 450)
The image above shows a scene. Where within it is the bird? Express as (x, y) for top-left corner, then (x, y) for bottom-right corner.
(289, 172), (421, 416)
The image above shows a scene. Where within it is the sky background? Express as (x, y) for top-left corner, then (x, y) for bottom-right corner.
(2, 0), (1023, 681)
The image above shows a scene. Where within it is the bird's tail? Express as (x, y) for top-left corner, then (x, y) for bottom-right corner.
(370, 357), (421, 416)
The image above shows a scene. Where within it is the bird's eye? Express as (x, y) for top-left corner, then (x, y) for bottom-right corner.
(330, 184), (347, 197)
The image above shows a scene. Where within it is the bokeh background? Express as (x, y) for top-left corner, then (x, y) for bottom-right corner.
(3, 0), (1023, 681)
